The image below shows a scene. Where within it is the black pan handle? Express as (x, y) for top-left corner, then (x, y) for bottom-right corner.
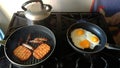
(0, 40), (6, 60)
(0, 46), (5, 60)
(105, 43), (120, 50)
(22, 0), (44, 11)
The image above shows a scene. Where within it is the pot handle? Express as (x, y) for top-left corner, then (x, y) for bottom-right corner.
(43, 4), (52, 12)
(21, 0), (44, 11)
(105, 43), (120, 50)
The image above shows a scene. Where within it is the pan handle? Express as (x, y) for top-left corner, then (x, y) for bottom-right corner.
(0, 40), (6, 60)
(0, 40), (6, 46)
(105, 43), (120, 50)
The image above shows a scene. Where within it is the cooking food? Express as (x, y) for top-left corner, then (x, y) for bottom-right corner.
(86, 31), (100, 46)
(71, 28), (100, 49)
(33, 43), (50, 59)
(22, 43), (34, 50)
(29, 38), (48, 44)
(13, 45), (32, 61)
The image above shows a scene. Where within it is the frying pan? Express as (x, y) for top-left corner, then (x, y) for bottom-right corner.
(0, 25), (56, 67)
(67, 20), (120, 54)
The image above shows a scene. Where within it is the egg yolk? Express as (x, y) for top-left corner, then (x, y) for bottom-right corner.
(79, 40), (90, 48)
(91, 36), (99, 42)
(75, 29), (84, 36)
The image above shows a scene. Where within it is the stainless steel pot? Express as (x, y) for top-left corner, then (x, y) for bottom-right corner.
(22, 0), (52, 21)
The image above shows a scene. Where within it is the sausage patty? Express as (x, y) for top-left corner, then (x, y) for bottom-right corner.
(13, 45), (32, 61)
(33, 43), (50, 59)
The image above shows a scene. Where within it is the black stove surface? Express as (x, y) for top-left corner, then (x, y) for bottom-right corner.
(0, 12), (120, 68)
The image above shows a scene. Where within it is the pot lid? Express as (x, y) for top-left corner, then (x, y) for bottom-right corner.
(25, 2), (43, 13)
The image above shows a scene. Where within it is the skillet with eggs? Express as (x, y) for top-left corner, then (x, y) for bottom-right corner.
(71, 28), (100, 50)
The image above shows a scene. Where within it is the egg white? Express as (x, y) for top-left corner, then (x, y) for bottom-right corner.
(71, 28), (100, 50)
(86, 31), (100, 45)
(71, 29), (86, 49)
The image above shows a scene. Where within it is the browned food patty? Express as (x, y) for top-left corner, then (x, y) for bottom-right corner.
(13, 45), (32, 61)
(33, 43), (50, 60)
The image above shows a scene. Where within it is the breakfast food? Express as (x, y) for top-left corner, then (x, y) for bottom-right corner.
(71, 28), (100, 49)
(22, 43), (34, 50)
(29, 38), (48, 44)
(13, 45), (32, 61)
(33, 43), (50, 59)
(86, 31), (100, 48)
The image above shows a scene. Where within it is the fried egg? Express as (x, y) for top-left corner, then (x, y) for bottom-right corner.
(71, 29), (86, 45)
(86, 31), (100, 49)
(86, 31), (100, 45)
(71, 28), (100, 49)
(71, 28), (85, 38)
(71, 28), (90, 49)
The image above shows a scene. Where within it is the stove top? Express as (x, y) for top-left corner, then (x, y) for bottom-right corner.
(0, 12), (120, 68)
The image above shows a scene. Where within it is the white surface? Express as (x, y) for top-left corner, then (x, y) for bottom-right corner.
(0, 0), (27, 21)
(0, 0), (28, 33)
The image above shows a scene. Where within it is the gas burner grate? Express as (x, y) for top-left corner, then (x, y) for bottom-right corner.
(1, 12), (120, 68)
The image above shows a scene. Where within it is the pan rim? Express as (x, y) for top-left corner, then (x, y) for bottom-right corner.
(4, 25), (56, 67)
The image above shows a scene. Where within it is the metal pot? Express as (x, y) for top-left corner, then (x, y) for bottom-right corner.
(0, 25), (56, 68)
(22, 0), (52, 21)
(67, 20), (120, 54)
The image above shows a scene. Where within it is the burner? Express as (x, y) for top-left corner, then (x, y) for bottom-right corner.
(91, 56), (108, 68)
(1, 12), (120, 68)
(9, 57), (60, 68)
(41, 57), (59, 68)
(57, 52), (108, 68)
(10, 64), (43, 68)
(9, 64), (17, 68)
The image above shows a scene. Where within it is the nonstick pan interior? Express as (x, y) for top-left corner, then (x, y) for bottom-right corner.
(4, 25), (56, 66)
(67, 22), (107, 54)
